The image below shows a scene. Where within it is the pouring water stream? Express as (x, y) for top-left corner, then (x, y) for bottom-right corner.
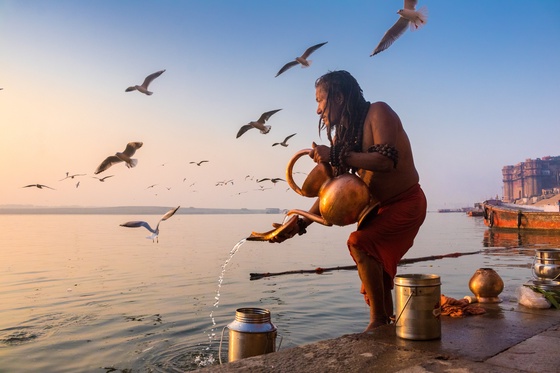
(194, 238), (247, 367)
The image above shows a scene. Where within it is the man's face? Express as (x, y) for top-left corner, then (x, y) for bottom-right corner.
(315, 86), (342, 127)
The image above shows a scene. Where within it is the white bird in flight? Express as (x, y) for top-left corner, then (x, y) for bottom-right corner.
(256, 178), (285, 184)
(92, 175), (114, 182)
(276, 42), (328, 77)
(125, 69), (166, 95)
(189, 160), (209, 166)
(371, 0), (428, 57)
(272, 133), (296, 147)
(120, 206), (180, 243)
(60, 172), (86, 181)
(236, 109), (282, 138)
(22, 184), (55, 190)
(94, 142), (143, 174)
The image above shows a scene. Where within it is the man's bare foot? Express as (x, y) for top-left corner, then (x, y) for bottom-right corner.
(363, 320), (388, 333)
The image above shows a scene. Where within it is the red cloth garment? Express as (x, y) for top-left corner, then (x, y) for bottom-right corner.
(348, 183), (427, 285)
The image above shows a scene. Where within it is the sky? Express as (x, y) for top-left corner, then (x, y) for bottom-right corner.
(1, 0), (559, 211)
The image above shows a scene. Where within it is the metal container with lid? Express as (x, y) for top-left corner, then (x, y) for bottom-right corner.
(221, 307), (277, 363)
(394, 274), (441, 340)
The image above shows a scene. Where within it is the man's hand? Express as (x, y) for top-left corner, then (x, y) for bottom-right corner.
(269, 216), (300, 243)
(309, 142), (330, 164)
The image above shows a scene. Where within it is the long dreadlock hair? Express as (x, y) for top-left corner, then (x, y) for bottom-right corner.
(315, 70), (370, 175)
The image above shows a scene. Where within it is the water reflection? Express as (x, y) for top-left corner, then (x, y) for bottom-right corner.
(483, 229), (560, 250)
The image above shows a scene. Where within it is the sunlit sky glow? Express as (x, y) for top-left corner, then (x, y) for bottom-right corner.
(1, 1), (559, 210)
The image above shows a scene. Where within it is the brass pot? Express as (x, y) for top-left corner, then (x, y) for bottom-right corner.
(468, 268), (504, 303)
(285, 149), (376, 227)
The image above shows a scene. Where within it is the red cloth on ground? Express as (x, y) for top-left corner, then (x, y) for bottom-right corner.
(440, 294), (486, 317)
(347, 184), (427, 304)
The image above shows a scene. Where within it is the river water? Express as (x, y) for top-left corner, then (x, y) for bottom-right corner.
(1, 212), (559, 372)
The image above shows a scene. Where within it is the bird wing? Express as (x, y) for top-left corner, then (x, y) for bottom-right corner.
(257, 178), (270, 183)
(371, 17), (409, 56)
(154, 206), (180, 232)
(95, 156), (122, 174)
(275, 61), (299, 77)
(257, 109), (282, 124)
(404, 0), (418, 10)
(284, 133), (297, 142)
(198, 160), (209, 165)
(120, 220), (156, 233)
(123, 142), (143, 157)
(161, 206), (180, 221)
(301, 41), (328, 59)
(141, 69), (166, 88)
(236, 124), (254, 138)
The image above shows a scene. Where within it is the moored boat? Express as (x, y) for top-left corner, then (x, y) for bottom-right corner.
(482, 199), (560, 230)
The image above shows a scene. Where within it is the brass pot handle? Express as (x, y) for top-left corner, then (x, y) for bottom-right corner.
(285, 148), (312, 196)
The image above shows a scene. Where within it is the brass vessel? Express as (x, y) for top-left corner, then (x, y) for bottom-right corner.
(468, 268), (504, 303)
(285, 148), (376, 227)
(246, 148), (376, 241)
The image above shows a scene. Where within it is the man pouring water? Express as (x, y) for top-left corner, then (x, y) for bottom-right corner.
(270, 70), (427, 332)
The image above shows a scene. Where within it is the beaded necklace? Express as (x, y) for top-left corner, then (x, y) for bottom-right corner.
(330, 101), (370, 176)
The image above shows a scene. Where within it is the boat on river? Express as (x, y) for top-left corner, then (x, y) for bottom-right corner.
(482, 199), (560, 230)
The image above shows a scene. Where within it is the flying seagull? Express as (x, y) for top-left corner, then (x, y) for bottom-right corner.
(189, 160), (209, 166)
(92, 175), (114, 182)
(275, 42), (328, 77)
(236, 109), (282, 138)
(94, 141), (143, 174)
(120, 206), (180, 243)
(125, 69), (166, 95)
(22, 184), (55, 190)
(256, 178), (286, 184)
(216, 179), (234, 186)
(272, 133), (297, 147)
(371, 0), (427, 57)
(60, 172), (86, 181)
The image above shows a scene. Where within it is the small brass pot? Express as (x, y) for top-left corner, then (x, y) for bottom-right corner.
(468, 268), (504, 303)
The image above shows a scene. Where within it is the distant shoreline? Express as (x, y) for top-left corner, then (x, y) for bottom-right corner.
(0, 205), (283, 215)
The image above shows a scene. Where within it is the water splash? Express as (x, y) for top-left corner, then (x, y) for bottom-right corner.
(195, 238), (246, 367)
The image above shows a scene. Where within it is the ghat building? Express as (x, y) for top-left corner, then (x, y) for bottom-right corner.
(502, 155), (560, 203)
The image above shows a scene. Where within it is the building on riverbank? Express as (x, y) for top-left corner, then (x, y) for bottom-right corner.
(502, 155), (560, 203)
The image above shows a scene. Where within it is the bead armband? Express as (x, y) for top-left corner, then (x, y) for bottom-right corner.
(367, 144), (399, 168)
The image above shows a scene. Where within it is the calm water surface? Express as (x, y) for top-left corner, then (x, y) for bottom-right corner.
(1, 212), (559, 372)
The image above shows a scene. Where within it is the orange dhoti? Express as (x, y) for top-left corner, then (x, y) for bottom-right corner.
(347, 183), (427, 304)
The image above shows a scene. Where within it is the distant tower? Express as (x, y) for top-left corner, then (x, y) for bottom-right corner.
(502, 165), (515, 202)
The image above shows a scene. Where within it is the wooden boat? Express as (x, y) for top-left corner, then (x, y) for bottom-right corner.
(482, 199), (560, 230)
(467, 209), (484, 217)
